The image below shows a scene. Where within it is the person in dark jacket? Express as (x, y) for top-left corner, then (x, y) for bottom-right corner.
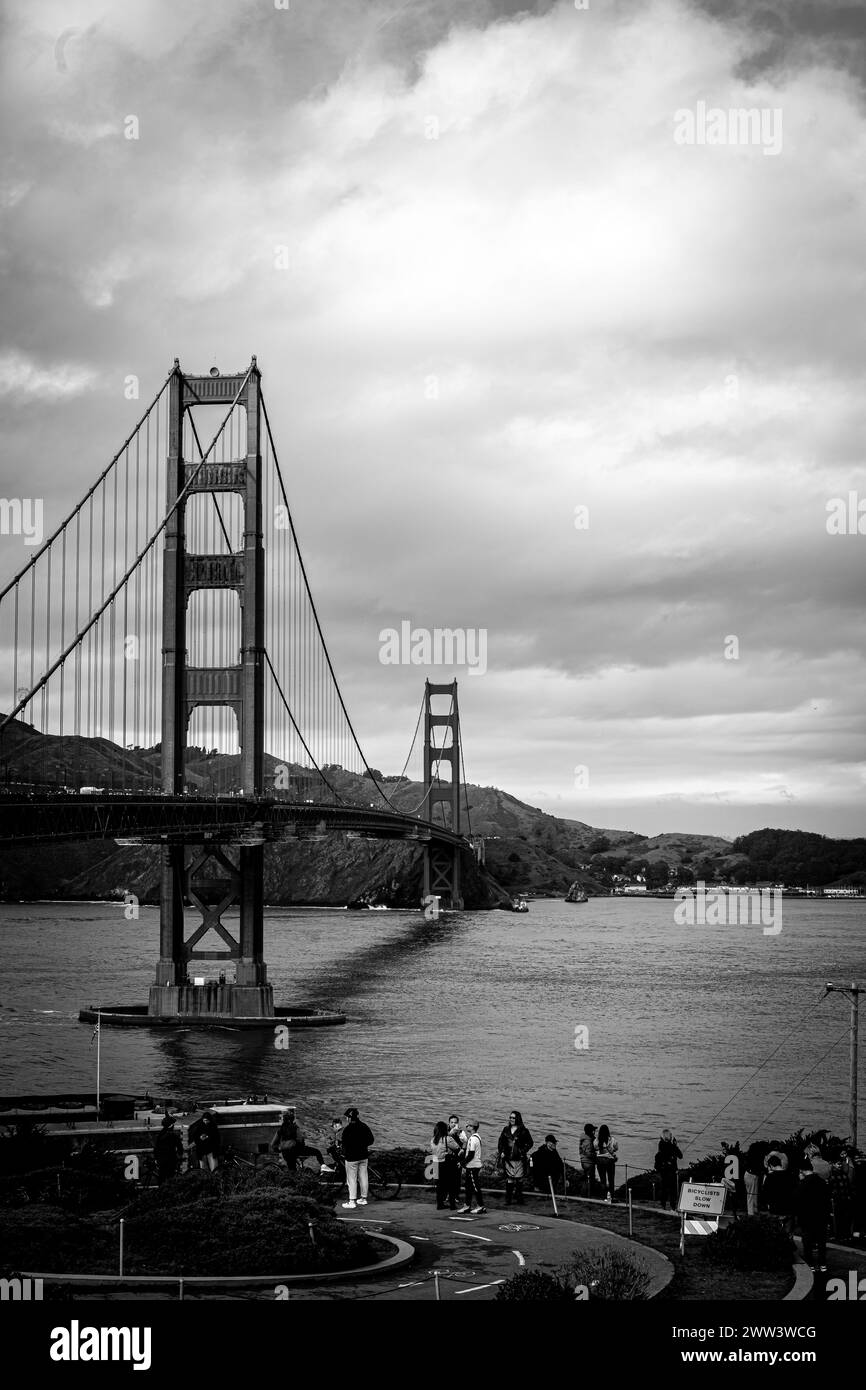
(153, 1114), (183, 1183)
(271, 1107), (325, 1171)
(795, 1161), (831, 1272)
(322, 1117), (345, 1174)
(829, 1146), (856, 1241)
(430, 1120), (461, 1210)
(654, 1129), (682, 1210)
(829, 1154), (854, 1241)
(497, 1109), (533, 1205)
(721, 1140), (745, 1217)
(272, 1109), (302, 1167)
(340, 1107), (375, 1209)
(188, 1109), (221, 1172)
(532, 1135), (565, 1192)
(763, 1155), (796, 1233)
(743, 1141), (768, 1216)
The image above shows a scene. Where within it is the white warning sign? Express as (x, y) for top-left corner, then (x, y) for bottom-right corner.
(677, 1182), (727, 1216)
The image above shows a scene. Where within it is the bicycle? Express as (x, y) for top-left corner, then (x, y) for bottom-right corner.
(320, 1153), (402, 1201)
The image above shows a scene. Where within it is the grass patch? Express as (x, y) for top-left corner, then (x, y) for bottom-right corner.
(552, 1201), (794, 1301)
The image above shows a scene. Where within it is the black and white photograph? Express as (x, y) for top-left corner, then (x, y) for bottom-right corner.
(0, 0), (864, 1364)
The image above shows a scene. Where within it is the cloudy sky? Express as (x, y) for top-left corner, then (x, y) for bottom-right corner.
(1, 0), (864, 838)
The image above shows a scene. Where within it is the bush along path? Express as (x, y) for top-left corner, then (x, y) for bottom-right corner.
(0, 1167), (381, 1283)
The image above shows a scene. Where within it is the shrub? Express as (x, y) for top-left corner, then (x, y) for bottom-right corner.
(122, 1163), (333, 1217)
(495, 1270), (572, 1301)
(622, 1169), (659, 1202)
(707, 1215), (795, 1272)
(0, 1123), (52, 1176)
(562, 1245), (651, 1300)
(0, 1206), (117, 1275)
(0, 1163), (128, 1212)
(122, 1189), (377, 1276)
(0, 1177), (381, 1279)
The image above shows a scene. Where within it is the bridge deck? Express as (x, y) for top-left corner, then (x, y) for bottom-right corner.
(0, 793), (468, 849)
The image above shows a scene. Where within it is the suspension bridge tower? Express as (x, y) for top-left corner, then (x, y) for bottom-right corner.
(149, 359), (272, 1022)
(421, 679), (464, 910)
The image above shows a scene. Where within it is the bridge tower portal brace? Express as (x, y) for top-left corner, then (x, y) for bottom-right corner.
(422, 679), (465, 911)
(149, 360), (272, 1021)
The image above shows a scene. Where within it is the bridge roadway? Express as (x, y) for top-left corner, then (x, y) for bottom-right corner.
(0, 792), (469, 850)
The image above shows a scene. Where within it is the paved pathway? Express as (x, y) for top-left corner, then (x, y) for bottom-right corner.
(277, 1195), (672, 1302)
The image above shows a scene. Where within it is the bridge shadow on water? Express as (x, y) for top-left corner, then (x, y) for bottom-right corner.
(148, 911), (471, 1103)
(298, 909), (471, 1003)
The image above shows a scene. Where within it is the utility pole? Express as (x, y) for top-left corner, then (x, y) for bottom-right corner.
(825, 982), (862, 1152)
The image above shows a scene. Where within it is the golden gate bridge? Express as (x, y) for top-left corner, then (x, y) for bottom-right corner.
(0, 358), (479, 1028)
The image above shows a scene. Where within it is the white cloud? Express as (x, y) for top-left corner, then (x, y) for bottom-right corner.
(0, 351), (97, 400)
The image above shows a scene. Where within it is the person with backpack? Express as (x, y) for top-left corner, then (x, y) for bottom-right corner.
(654, 1128), (682, 1210)
(594, 1124), (619, 1203)
(341, 1106), (375, 1210)
(458, 1122), (486, 1214)
(497, 1109), (533, 1206)
(153, 1114), (183, 1184)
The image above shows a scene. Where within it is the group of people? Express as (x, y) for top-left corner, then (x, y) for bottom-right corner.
(273, 1106), (376, 1211)
(578, 1123), (621, 1201)
(427, 1110), (614, 1211)
(152, 1109), (221, 1183)
(724, 1140), (860, 1272)
(429, 1116), (486, 1212)
(155, 1100), (860, 1269)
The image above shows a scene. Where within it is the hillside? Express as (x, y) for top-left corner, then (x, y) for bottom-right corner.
(0, 721), (863, 901)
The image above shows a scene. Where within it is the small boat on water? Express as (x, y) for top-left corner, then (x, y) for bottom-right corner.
(565, 882), (588, 903)
(510, 895), (529, 913)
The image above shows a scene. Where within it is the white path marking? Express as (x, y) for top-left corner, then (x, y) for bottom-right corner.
(512, 1249), (526, 1267)
(397, 1280), (426, 1289)
(452, 1230), (492, 1242)
(455, 1280), (506, 1294)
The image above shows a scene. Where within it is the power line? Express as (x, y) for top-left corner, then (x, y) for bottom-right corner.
(740, 1025), (851, 1145)
(683, 987), (830, 1150)
(0, 368), (253, 733)
(260, 391), (398, 812)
